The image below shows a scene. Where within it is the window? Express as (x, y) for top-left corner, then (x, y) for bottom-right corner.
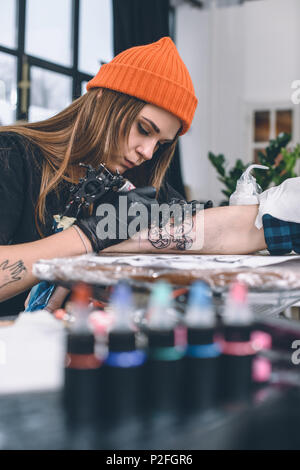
(254, 111), (270, 143)
(25, 0), (72, 67)
(0, 0), (114, 124)
(251, 106), (294, 163)
(0, 0), (17, 48)
(29, 67), (72, 122)
(0, 52), (17, 125)
(79, 0), (113, 75)
(276, 110), (292, 137)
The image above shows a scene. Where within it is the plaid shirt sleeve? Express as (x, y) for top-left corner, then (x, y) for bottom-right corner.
(262, 214), (300, 255)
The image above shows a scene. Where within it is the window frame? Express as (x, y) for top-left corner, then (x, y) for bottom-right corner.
(246, 100), (300, 171)
(0, 0), (96, 122)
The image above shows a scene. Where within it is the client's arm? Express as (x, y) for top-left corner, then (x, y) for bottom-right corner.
(103, 205), (267, 254)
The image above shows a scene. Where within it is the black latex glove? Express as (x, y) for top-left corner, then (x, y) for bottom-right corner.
(74, 186), (158, 252)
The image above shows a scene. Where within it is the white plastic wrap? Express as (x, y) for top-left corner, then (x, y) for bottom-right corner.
(32, 253), (300, 292)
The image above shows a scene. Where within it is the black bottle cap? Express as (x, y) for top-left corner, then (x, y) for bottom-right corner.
(67, 330), (95, 354)
(108, 329), (136, 352)
(187, 326), (215, 345)
(223, 324), (253, 342)
(147, 328), (175, 348)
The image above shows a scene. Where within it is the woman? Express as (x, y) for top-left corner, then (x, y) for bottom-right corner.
(0, 37), (199, 315)
(3, 36), (290, 316)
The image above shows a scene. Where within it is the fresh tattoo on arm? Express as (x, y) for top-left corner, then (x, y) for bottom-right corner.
(148, 216), (194, 251)
(0, 259), (27, 289)
(148, 225), (171, 249)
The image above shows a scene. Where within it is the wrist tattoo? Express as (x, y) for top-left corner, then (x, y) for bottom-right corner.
(0, 260), (27, 290)
(148, 218), (194, 251)
(173, 235), (193, 250)
(148, 226), (171, 249)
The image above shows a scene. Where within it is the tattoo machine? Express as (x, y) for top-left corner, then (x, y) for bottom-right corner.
(62, 163), (136, 218)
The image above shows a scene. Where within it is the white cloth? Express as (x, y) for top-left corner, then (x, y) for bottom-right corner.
(255, 177), (300, 229)
(0, 311), (65, 394)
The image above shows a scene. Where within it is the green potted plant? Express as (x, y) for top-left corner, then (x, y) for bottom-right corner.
(208, 133), (300, 205)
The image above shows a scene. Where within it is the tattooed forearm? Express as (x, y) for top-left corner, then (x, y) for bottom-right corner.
(103, 205), (266, 255)
(0, 259), (27, 289)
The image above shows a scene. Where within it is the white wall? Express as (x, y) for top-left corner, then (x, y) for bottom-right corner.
(176, 0), (300, 204)
(244, 0), (300, 103)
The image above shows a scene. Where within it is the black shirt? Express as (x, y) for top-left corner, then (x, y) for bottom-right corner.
(0, 132), (72, 316)
(0, 131), (187, 316)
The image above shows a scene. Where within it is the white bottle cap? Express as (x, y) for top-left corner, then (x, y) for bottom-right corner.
(229, 164), (269, 206)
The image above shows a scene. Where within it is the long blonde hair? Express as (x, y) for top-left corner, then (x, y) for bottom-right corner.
(0, 88), (180, 236)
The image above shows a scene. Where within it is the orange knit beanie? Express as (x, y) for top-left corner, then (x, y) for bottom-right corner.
(86, 37), (197, 135)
